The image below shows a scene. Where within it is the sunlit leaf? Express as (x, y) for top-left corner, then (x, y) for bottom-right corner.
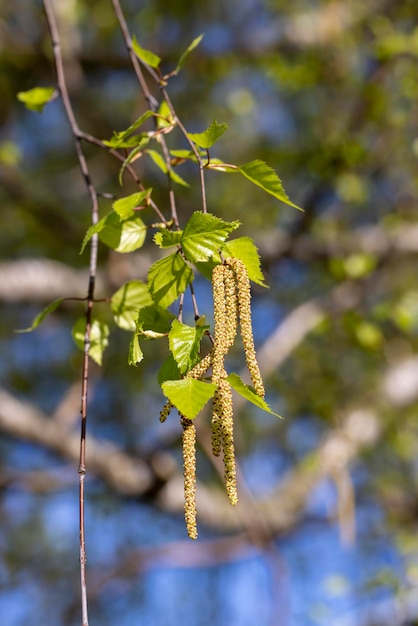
(17, 87), (55, 112)
(187, 119), (228, 149)
(112, 190), (151, 219)
(132, 36), (161, 68)
(227, 373), (281, 417)
(148, 253), (194, 308)
(158, 354), (182, 384)
(128, 334), (143, 366)
(82, 212), (147, 254)
(223, 237), (267, 287)
(181, 211), (240, 263)
(168, 319), (207, 374)
(161, 378), (216, 419)
(72, 318), (109, 366)
(174, 33), (204, 74)
(103, 111), (153, 148)
(238, 160), (302, 210)
(136, 305), (175, 339)
(118, 139), (150, 184)
(111, 280), (153, 331)
(156, 100), (174, 129)
(16, 298), (64, 333)
(146, 149), (189, 187)
(154, 230), (183, 248)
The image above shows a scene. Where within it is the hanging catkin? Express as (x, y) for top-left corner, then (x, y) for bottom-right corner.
(181, 415), (198, 540)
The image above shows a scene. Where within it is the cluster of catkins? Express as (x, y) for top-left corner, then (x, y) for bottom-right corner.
(160, 257), (265, 539)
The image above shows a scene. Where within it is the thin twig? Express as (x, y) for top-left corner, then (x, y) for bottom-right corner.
(42, 2), (99, 624)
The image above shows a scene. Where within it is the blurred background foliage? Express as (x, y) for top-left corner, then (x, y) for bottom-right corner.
(1, 1), (418, 625)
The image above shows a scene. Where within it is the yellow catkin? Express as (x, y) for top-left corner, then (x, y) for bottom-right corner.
(223, 263), (238, 351)
(187, 351), (213, 380)
(181, 415), (198, 540)
(217, 377), (237, 505)
(226, 257), (265, 398)
(159, 400), (174, 423)
(211, 263), (228, 380)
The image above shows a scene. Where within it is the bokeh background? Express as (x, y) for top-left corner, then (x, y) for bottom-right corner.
(1, 1), (418, 624)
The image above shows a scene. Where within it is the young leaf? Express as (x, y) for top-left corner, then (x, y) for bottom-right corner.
(158, 354), (182, 384)
(154, 229), (183, 248)
(72, 318), (110, 366)
(111, 280), (153, 331)
(136, 305), (175, 339)
(156, 100), (174, 129)
(181, 211), (240, 263)
(132, 36), (161, 69)
(129, 334), (143, 366)
(161, 378), (216, 420)
(118, 139), (150, 185)
(238, 161), (302, 210)
(187, 119), (228, 149)
(103, 111), (153, 148)
(148, 252), (194, 308)
(16, 298), (64, 333)
(174, 33), (204, 74)
(223, 237), (267, 287)
(227, 373), (282, 417)
(17, 87), (55, 112)
(147, 149), (189, 187)
(168, 320), (207, 374)
(112, 190), (151, 219)
(96, 212), (147, 253)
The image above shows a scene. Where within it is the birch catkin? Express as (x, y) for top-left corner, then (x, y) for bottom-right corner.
(181, 415), (198, 540)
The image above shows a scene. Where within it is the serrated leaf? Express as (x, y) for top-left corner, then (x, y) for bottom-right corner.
(174, 33), (204, 74)
(223, 237), (267, 287)
(136, 305), (175, 338)
(103, 111), (153, 148)
(16, 298), (64, 333)
(238, 160), (302, 210)
(72, 318), (109, 366)
(187, 119), (228, 149)
(128, 334), (143, 365)
(111, 280), (153, 331)
(148, 253), (194, 308)
(168, 319), (206, 374)
(154, 230), (183, 248)
(132, 36), (161, 68)
(146, 149), (189, 187)
(17, 87), (55, 112)
(82, 212), (147, 253)
(158, 354), (182, 384)
(161, 378), (216, 419)
(227, 373), (281, 417)
(113, 190), (151, 219)
(181, 211), (240, 263)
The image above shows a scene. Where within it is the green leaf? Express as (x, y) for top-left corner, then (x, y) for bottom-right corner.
(146, 149), (189, 187)
(154, 229), (183, 248)
(111, 280), (153, 331)
(227, 373), (282, 417)
(72, 318), (110, 366)
(158, 354), (182, 384)
(82, 212), (147, 254)
(136, 305), (175, 339)
(103, 111), (153, 148)
(181, 211), (240, 263)
(129, 334), (143, 365)
(132, 36), (161, 68)
(118, 139), (150, 184)
(112, 190), (151, 219)
(238, 160), (302, 210)
(168, 320), (206, 374)
(16, 298), (64, 333)
(161, 378), (216, 420)
(174, 33), (204, 74)
(187, 119), (228, 149)
(148, 253), (194, 308)
(156, 100), (174, 129)
(223, 237), (267, 287)
(17, 87), (55, 112)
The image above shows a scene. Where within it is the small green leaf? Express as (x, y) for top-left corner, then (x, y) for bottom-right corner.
(158, 354), (182, 384)
(154, 230), (183, 248)
(137, 305), (174, 339)
(103, 111), (153, 148)
(161, 378), (216, 419)
(187, 119), (228, 149)
(129, 334), (143, 365)
(113, 190), (151, 219)
(82, 212), (147, 254)
(146, 149), (189, 187)
(156, 100), (174, 129)
(227, 373), (281, 417)
(72, 318), (109, 366)
(181, 211), (240, 263)
(118, 139), (150, 184)
(16, 298), (64, 333)
(223, 237), (267, 287)
(148, 252), (194, 308)
(168, 319), (206, 374)
(17, 87), (55, 112)
(238, 160), (302, 210)
(174, 33), (204, 74)
(111, 280), (153, 331)
(132, 36), (161, 68)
